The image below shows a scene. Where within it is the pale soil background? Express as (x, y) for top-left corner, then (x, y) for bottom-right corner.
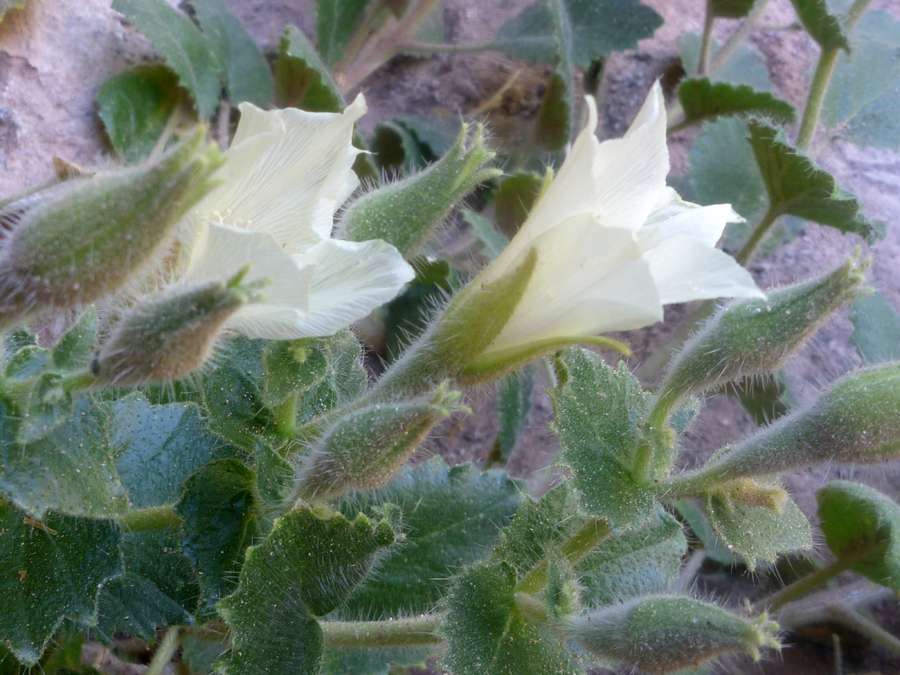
(2, 0), (900, 673)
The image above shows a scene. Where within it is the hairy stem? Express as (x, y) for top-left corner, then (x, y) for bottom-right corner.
(517, 518), (611, 594)
(146, 627), (181, 675)
(320, 615), (443, 649)
(119, 505), (182, 533)
(734, 204), (782, 267)
(273, 392), (299, 437)
(708, 0), (771, 75)
(698, 1), (716, 76)
(757, 557), (857, 611)
(795, 0), (873, 151)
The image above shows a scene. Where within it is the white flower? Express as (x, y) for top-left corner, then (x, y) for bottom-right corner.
(476, 81), (763, 359)
(161, 95), (414, 340)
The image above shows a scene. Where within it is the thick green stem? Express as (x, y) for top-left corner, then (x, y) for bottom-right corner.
(401, 40), (496, 55)
(517, 518), (611, 593)
(698, 1), (716, 76)
(796, 0), (873, 151)
(734, 204), (782, 267)
(273, 392), (299, 437)
(146, 627), (181, 675)
(708, 0), (771, 75)
(757, 557), (857, 611)
(320, 615), (443, 649)
(118, 505), (182, 533)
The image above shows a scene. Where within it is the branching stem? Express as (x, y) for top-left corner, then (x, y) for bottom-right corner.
(517, 518), (611, 593)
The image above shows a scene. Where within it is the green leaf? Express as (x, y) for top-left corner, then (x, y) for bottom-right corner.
(679, 33), (772, 91)
(0, 504), (121, 665)
(316, 0), (369, 68)
(16, 374), (74, 445)
(338, 458), (521, 616)
(440, 562), (581, 675)
(677, 78), (795, 127)
(576, 507), (687, 607)
(821, 11), (900, 132)
(263, 340), (329, 408)
(51, 308), (98, 373)
(493, 0), (662, 66)
(550, 348), (656, 530)
(709, 0), (756, 18)
(706, 487), (812, 570)
(723, 372), (793, 425)
(274, 25), (344, 111)
(6, 346), (50, 379)
(321, 647), (430, 675)
(370, 116), (462, 174)
(96, 530), (198, 640)
(675, 498), (741, 566)
(748, 120), (877, 239)
(534, 0), (574, 151)
(200, 337), (273, 449)
(113, 0), (223, 118)
(112, 394), (238, 509)
(789, 0), (849, 50)
(493, 482), (584, 575)
(495, 172), (546, 236)
(189, 0), (273, 107)
(253, 438), (294, 505)
(817, 480), (900, 590)
(176, 459), (260, 616)
(485, 365), (536, 467)
(462, 207), (509, 260)
(0, 397), (127, 519)
(842, 79), (900, 150)
(850, 291), (900, 363)
(97, 66), (182, 164)
(217, 507), (395, 675)
(181, 635), (227, 675)
(321, 329), (368, 404)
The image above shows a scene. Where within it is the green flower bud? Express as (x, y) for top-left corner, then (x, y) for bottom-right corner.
(0, 129), (224, 327)
(293, 384), (468, 501)
(661, 362), (900, 497)
(92, 268), (263, 385)
(560, 596), (780, 674)
(654, 255), (869, 421)
(339, 124), (500, 258)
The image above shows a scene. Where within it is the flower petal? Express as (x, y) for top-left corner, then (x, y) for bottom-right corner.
(642, 235), (765, 304)
(638, 187), (741, 250)
(485, 215), (662, 355)
(194, 95), (367, 255)
(289, 238), (415, 338)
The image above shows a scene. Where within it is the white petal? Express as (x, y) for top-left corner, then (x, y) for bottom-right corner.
(485, 215), (662, 355)
(638, 187), (741, 250)
(643, 235), (765, 304)
(195, 95), (367, 255)
(289, 238), (415, 338)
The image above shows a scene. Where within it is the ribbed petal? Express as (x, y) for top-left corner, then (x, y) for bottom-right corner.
(191, 95), (366, 255)
(643, 235), (765, 304)
(638, 187), (741, 250)
(289, 238), (415, 338)
(485, 215), (662, 355)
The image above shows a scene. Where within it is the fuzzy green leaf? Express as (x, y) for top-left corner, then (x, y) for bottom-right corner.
(253, 438), (294, 505)
(675, 499), (741, 566)
(96, 530), (198, 640)
(850, 291), (900, 363)
(842, 80), (900, 150)
(189, 0), (273, 107)
(112, 394), (238, 508)
(262, 340), (329, 408)
(534, 0), (574, 151)
(748, 120), (876, 239)
(440, 562), (581, 675)
(338, 458), (521, 616)
(371, 116), (461, 174)
(16, 374), (73, 445)
(493, 0), (662, 66)
(112, 0), (222, 118)
(176, 460), (260, 616)
(97, 66), (182, 164)
(487, 366), (536, 467)
(217, 507), (395, 675)
(680, 33), (772, 91)
(818, 481), (900, 590)
(821, 11), (900, 133)
(316, 0), (369, 68)
(0, 397), (127, 519)
(274, 25), (344, 111)
(0, 504), (121, 665)
(493, 482), (584, 575)
(706, 488), (812, 570)
(789, 0), (849, 50)
(50, 308), (98, 373)
(495, 173), (545, 236)
(709, 0), (756, 18)
(551, 348), (656, 530)
(678, 78), (795, 126)
(577, 507), (687, 607)
(321, 647), (430, 675)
